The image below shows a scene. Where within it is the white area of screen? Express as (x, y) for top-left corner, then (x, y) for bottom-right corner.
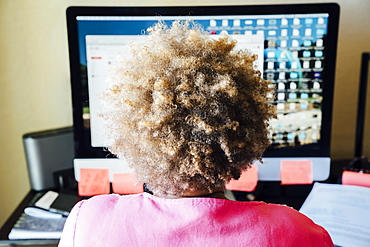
(86, 34), (265, 147)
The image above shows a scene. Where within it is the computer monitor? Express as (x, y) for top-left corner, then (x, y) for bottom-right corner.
(66, 3), (340, 181)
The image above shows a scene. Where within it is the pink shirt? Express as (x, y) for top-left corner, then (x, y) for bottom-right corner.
(59, 193), (333, 247)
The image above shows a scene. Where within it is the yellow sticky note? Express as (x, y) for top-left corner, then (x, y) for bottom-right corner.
(78, 168), (110, 196)
(225, 165), (258, 192)
(281, 160), (313, 185)
(342, 171), (370, 188)
(112, 173), (144, 195)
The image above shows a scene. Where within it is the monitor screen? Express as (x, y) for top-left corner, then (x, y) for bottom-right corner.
(67, 3), (340, 181)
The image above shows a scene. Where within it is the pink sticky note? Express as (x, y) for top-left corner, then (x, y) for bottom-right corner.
(78, 168), (110, 196)
(342, 171), (370, 188)
(280, 160), (313, 185)
(225, 165), (258, 192)
(112, 173), (144, 195)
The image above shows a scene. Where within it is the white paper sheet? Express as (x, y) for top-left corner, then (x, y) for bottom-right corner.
(299, 183), (370, 247)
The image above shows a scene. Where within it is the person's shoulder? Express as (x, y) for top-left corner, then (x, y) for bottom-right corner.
(79, 193), (145, 211)
(251, 202), (315, 224)
(84, 193), (122, 203)
(230, 201), (322, 232)
(235, 202), (333, 246)
(244, 201), (301, 215)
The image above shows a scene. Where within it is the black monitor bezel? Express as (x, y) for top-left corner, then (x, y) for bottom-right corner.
(66, 3), (340, 158)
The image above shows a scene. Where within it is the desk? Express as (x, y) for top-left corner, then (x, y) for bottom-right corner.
(0, 191), (41, 240)
(0, 191), (60, 246)
(0, 159), (349, 242)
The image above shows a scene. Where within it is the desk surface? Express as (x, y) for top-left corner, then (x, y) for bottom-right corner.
(0, 239), (59, 247)
(0, 191), (41, 240)
(0, 159), (349, 242)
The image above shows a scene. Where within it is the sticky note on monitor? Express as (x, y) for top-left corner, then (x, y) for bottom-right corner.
(225, 165), (258, 192)
(342, 171), (370, 188)
(280, 160), (313, 185)
(78, 168), (110, 196)
(112, 173), (144, 195)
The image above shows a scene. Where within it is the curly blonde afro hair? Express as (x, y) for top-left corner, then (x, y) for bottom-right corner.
(102, 20), (275, 197)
